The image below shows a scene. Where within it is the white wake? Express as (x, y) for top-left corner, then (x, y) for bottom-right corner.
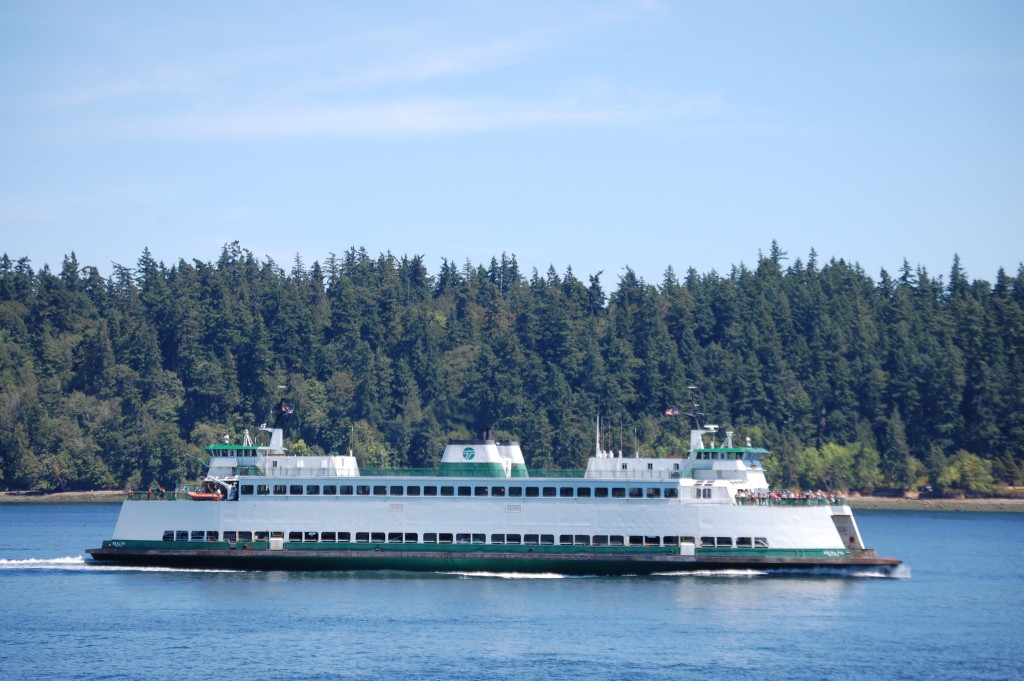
(0, 556), (237, 573)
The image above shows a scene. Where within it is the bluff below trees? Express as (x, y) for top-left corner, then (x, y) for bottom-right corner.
(1, 242), (1021, 496)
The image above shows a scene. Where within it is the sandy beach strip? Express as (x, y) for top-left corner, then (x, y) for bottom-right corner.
(0, 490), (125, 503)
(845, 495), (1024, 512)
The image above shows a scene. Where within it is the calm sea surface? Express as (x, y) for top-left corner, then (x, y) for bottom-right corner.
(0, 504), (1021, 681)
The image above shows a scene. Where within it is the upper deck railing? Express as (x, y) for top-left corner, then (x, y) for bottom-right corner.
(125, 489), (181, 501)
(734, 492), (846, 506)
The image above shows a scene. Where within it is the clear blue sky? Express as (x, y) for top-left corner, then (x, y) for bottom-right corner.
(2, 1), (1021, 287)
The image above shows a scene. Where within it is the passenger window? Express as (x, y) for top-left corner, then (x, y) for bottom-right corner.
(700, 537), (715, 547)
(191, 531), (204, 541)
(340, 485), (353, 495)
(224, 531), (237, 542)
(306, 485), (320, 495)
(424, 486), (438, 496)
(257, 485), (269, 495)
(559, 535), (573, 545)
(356, 486), (370, 495)
(457, 486), (471, 497)
(356, 532), (370, 542)
(390, 486), (404, 496)
(273, 485), (286, 495)
(524, 534), (539, 545)
(646, 488), (661, 498)
(577, 487), (591, 498)
(305, 532), (318, 542)
(440, 486), (454, 497)
(321, 532), (336, 541)
(717, 537), (732, 547)
(628, 487), (643, 498)
(407, 486), (421, 496)
(388, 532), (404, 543)
(612, 488), (626, 498)
(574, 535), (590, 545)
(491, 487), (506, 497)
(371, 532), (385, 543)
(456, 533), (471, 543)
(737, 537), (752, 547)
(322, 485), (337, 495)
(559, 487), (574, 498)
(595, 488), (609, 498)
(238, 531), (253, 541)
(338, 532), (350, 542)
(162, 531), (174, 541)
(289, 531), (303, 541)
(405, 533), (418, 543)
(289, 485), (303, 495)
(505, 534), (522, 544)
(542, 487), (556, 497)
(664, 488), (679, 498)
(474, 487), (489, 496)
(373, 486), (387, 495)
(525, 487), (540, 497)
(540, 535), (554, 545)
(241, 485), (254, 495)
(424, 533), (438, 543)
(754, 537), (769, 548)
(439, 533), (454, 544)
(491, 534), (505, 544)
(508, 487), (523, 497)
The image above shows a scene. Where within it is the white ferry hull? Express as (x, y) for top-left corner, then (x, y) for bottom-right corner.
(87, 412), (901, 575)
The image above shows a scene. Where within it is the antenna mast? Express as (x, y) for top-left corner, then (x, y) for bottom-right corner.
(685, 386), (705, 430)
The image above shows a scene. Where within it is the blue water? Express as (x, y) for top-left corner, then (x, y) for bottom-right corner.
(0, 505), (1021, 681)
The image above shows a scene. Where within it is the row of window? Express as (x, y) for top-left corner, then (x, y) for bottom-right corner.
(239, 483), (681, 499)
(161, 529), (769, 548)
(693, 451), (756, 460)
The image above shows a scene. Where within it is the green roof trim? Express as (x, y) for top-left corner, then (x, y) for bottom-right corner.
(204, 444), (262, 452)
(437, 461), (507, 477)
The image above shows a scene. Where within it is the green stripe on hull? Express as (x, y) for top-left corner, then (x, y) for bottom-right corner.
(86, 548), (897, 575)
(90, 541), (895, 575)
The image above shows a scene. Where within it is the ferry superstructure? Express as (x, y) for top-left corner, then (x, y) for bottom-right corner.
(88, 405), (901, 575)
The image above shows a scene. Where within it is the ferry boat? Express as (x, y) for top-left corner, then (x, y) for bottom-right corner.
(87, 401), (901, 575)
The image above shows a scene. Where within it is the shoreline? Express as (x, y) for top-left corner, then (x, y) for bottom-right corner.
(845, 495), (1024, 513)
(1, 490), (1022, 512)
(0, 490), (125, 503)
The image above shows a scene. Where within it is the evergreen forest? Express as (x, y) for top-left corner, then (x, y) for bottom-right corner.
(2, 241), (1022, 496)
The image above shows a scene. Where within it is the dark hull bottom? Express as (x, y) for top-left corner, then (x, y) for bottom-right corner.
(87, 547), (902, 576)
